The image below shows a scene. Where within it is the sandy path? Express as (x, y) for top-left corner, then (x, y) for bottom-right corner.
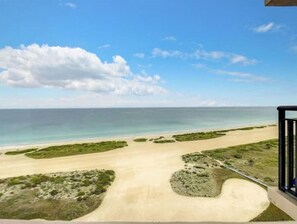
(0, 126), (277, 222)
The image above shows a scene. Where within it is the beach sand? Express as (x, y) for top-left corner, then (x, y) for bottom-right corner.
(0, 126), (277, 222)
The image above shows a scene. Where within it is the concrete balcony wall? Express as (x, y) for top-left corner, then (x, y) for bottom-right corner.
(268, 187), (297, 220)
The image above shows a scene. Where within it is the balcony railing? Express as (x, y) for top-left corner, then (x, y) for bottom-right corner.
(278, 106), (297, 200)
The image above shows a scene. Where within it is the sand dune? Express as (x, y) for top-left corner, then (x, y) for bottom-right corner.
(0, 126), (277, 222)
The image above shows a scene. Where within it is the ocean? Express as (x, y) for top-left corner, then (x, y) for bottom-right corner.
(0, 107), (277, 147)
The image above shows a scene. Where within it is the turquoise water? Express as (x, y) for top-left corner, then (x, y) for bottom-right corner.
(0, 107), (277, 147)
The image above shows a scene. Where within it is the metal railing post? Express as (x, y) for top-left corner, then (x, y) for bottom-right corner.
(278, 107), (286, 191)
(287, 119), (294, 189)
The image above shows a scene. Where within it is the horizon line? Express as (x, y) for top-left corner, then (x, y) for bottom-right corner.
(0, 106), (278, 110)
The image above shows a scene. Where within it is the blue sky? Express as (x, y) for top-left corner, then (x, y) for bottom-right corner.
(0, 0), (296, 108)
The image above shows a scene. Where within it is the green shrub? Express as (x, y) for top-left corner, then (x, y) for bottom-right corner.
(50, 176), (65, 184)
(23, 182), (33, 189)
(234, 154), (242, 159)
(153, 139), (175, 144)
(8, 178), (22, 186)
(5, 148), (37, 155)
(133, 138), (147, 142)
(82, 180), (91, 187)
(150, 136), (165, 141)
(50, 190), (58, 196)
(225, 161), (232, 166)
(30, 175), (50, 186)
(105, 170), (115, 176)
(77, 191), (85, 197)
(264, 144), (271, 149)
(248, 159), (254, 166)
(93, 185), (105, 195)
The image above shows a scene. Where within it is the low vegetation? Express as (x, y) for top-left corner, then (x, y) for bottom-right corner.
(203, 139), (278, 186)
(149, 136), (165, 141)
(172, 125), (274, 142)
(251, 203), (293, 221)
(153, 139), (175, 144)
(171, 148), (292, 221)
(5, 148), (37, 155)
(201, 139), (293, 221)
(0, 169), (115, 220)
(170, 153), (244, 197)
(25, 141), (128, 159)
(220, 125), (267, 132)
(133, 138), (148, 142)
(173, 131), (225, 142)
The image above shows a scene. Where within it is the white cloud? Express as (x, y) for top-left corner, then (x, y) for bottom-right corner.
(253, 22), (284, 33)
(152, 48), (183, 58)
(162, 36), (176, 41)
(133, 53), (145, 58)
(152, 48), (256, 66)
(254, 22), (274, 33)
(65, 2), (76, 9)
(212, 69), (269, 83)
(0, 44), (166, 96)
(230, 55), (257, 65)
(194, 50), (257, 65)
(134, 75), (161, 85)
(98, 44), (110, 50)
(194, 50), (226, 60)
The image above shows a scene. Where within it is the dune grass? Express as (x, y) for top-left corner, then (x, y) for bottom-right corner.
(171, 152), (244, 197)
(201, 139), (294, 221)
(203, 139), (278, 186)
(25, 141), (128, 159)
(133, 138), (148, 142)
(172, 125), (274, 142)
(173, 131), (225, 142)
(5, 148), (38, 155)
(0, 169), (115, 220)
(172, 148), (292, 221)
(149, 136), (165, 141)
(171, 167), (244, 197)
(220, 125), (267, 132)
(153, 139), (175, 144)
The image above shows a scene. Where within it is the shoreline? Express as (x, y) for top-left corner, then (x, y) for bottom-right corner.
(0, 122), (276, 151)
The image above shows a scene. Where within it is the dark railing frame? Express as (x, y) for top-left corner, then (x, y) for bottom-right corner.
(277, 106), (297, 200)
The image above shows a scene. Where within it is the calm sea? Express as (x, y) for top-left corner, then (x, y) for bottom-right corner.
(0, 107), (277, 147)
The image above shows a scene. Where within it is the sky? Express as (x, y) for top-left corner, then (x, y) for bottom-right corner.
(0, 0), (296, 108)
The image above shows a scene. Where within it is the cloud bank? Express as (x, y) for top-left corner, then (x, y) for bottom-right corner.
(0, 44), (166, 95)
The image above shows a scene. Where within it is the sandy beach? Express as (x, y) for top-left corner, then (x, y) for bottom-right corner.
(0, 126), (277, 222)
